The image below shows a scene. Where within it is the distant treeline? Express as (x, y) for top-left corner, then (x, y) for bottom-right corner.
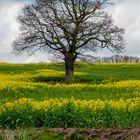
(80, 55), (140, 63)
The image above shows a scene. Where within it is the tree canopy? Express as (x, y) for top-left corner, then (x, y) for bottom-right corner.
(13, 0), (125, 82)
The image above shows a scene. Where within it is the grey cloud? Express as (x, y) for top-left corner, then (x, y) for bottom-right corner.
(0, 0), (28, 52)
(107, 0), (140, 53)
(0, 52), (50, 63)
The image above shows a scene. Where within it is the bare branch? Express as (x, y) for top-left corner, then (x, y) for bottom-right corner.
(12, 0), (125, 81)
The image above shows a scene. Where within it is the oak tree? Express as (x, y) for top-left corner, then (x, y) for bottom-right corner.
(13, 0), (125, 82)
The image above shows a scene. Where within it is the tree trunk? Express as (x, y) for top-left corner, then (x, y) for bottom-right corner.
(64, 53), (76, 83)
(64, 63), (74, 83)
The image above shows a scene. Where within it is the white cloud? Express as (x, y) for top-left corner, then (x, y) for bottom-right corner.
(24, 53), (50, 63)
(107, 0), (140, 52)
(0, 1), (25, 53)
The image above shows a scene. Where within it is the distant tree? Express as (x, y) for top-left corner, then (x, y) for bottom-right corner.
(13, 0), (125, 82)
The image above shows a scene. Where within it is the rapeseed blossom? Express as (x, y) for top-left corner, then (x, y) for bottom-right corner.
(0, 97), (140, 114)
(0, 63), (140, 128)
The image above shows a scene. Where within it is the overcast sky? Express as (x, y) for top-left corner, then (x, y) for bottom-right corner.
(0, 0), (140, 63)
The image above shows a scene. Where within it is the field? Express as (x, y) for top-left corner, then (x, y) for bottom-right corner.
(0, 62), (140, 139)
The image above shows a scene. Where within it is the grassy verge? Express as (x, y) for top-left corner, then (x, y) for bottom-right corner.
(0, 128), (139, 140)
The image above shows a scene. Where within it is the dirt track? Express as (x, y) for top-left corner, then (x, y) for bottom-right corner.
(49, 128), (140, 140)
(0, 128), (140, 140)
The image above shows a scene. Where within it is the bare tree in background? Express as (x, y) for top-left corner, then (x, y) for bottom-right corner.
(13, 0), (125, 82)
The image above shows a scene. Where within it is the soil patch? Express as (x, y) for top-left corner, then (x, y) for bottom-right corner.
(49, 128), (140, 140)
(0, 128), (140, 140)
